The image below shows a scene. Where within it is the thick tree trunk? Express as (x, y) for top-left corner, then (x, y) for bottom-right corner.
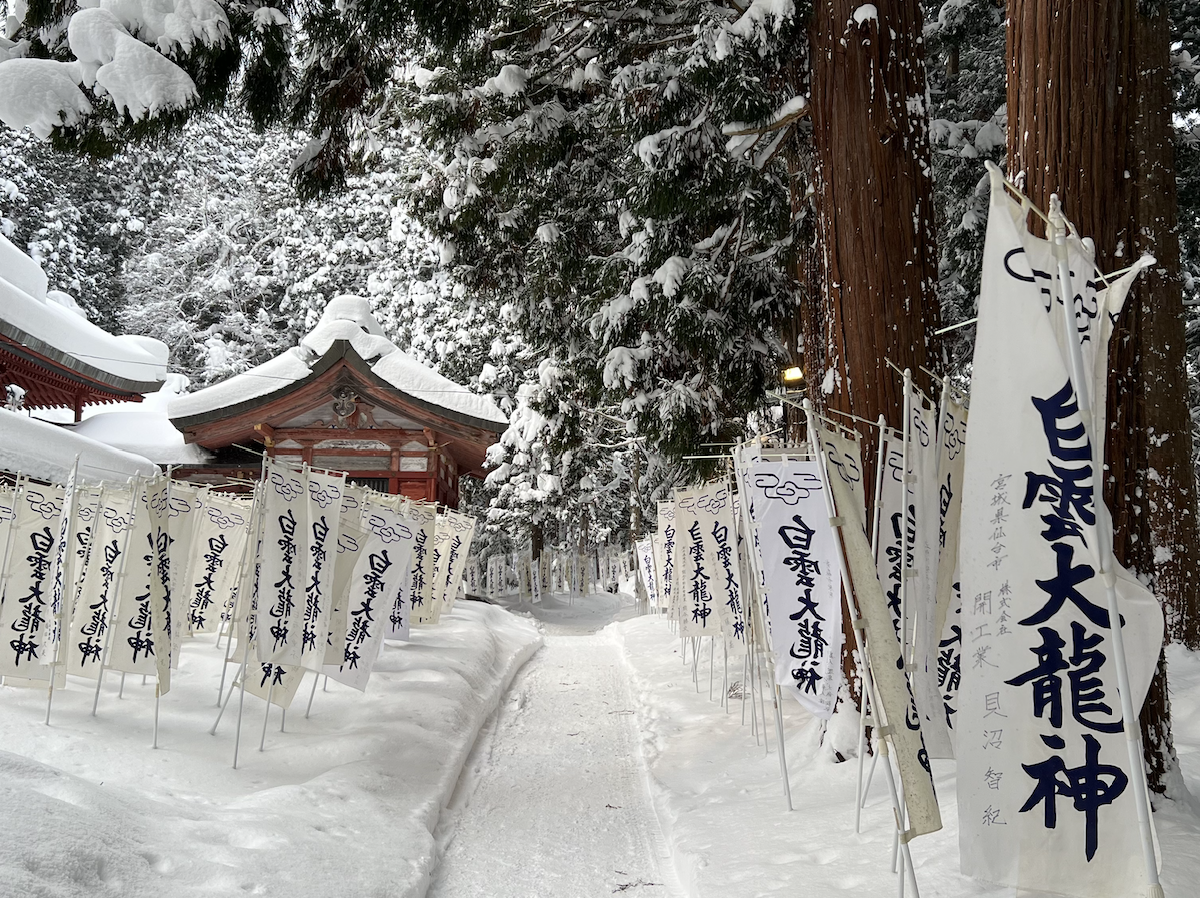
(1006, 0), (1197, 796)
(808, 0), (942, 712)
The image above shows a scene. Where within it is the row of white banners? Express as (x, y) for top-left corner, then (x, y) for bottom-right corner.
(0, 459), (479, 707)
(629, 170), (1163, 898)
(479, 546), (633, 603)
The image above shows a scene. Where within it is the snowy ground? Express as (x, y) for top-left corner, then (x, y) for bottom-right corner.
(0, 601), (541, 898)
(3, 590), (1200, 898)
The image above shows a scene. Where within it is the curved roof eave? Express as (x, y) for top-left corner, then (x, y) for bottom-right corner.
(170, 341), (507, 437)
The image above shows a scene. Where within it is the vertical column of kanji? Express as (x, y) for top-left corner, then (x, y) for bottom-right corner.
(958, 169), (1163, 898)
(0, 484), (64, 681)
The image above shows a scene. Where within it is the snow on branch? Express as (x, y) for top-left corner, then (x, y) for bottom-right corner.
(0, 0), (228, 137)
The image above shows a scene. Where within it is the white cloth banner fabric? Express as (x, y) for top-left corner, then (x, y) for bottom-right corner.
(656, 501), (678, 623)
(298, 469), (344, 670)
(0, 484), (64, 679)
(439, 512), (476, 613)
(875, 431), (907, 644)
(67, 487), (136, 678)
(935, 396), (968, 739)
(325, 507), (413, 691)
(43, 466), (79, 667)
(417, 514), (453, 624)
(957, 171), (1162, 897)
(678, 482), (746, 651)
(326, 517), (368, 665)
(907, 386), (953, 760)
(108, 480), (159, 677)
(255, 462), (308, 664)
(184, 492), (250, 633)
(146, 476), (173, 693)
(165, 480), (204, 661)
(673, 486), (722, 638)
(635, 538), (659, 609)
(402, 503), (436, 624)
(358, 497), (418, 642)
(825, 468), (943, 840)
(742, 460), (843, 718)
(465, 559), (480, 596)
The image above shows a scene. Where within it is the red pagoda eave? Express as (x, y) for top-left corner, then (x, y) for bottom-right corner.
(0, 336), (145, 416)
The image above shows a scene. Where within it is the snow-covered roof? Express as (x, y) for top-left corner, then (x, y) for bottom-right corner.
(170, 295), (508, 428)
(68, 374), (212, 465)
(0, 407), (159, 484)
(0, 233), (168, 391)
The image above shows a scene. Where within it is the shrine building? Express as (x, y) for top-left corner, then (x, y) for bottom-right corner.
(168, 296), (508, 507)
(0, 235), (168, 420)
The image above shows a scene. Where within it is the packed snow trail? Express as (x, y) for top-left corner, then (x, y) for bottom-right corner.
(428, 596), (678, 898)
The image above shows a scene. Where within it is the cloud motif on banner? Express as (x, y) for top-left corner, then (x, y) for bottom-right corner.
(205, 507), (245, 530)
(77, 503), (96, 523)
(337, 534), (360, 554)
(911, 407), (932, 448)
(0, 502), (15, 523)
(103, 507), (134, 533)
(886, 445), (905, 483)
(942, 410), (966, 461)
(270, 471), (303, 501)
(340, 495), (361, 512)
(147, 487), (171, 517)
(678, 488), (731, 513)
(446, 515), (472, 532)
(167, 495), (199, 517)
(753, 472), (822, 505)
(366, 515), (412, 544)
(308, 482), (342, 509)
(822, 438), (862, 487)
(26, 491), (62, 520)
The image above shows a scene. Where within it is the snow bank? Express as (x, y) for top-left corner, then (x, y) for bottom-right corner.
(0, 406), (159, 483)
(613, 614), (1200, 898)
(171, 295), (507, 426)
(0, 601), (541, 898)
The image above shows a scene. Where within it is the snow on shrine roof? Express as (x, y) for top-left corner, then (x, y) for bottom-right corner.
(69, 375), (212, 466)
(170, 296), (508, 428)
(0, 407), (159, 485)
(0, 234), (168, 391)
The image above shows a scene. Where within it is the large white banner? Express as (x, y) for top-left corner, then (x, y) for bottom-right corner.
(438, 510), (476, 615)
(677, 482), (746, 651)
(165, 480), (204, 661)
(325, 505), (414, 692)
(957, 171), (1162, 897)
(402, 503), (436, 623)
(907, 385), (953, 760)
(184, 492), (251, 633)
(146, 476), (174, 693)
(108, 480), (158, 677)
(874, 431), (906, 643)
(655, 501), (677, 623)
(256, 462), (307, 664)
(0, 484), (64, 679)
(635, 538), (659, 609)
(674, 486), (721, 638)
(358, 497), (418, 642)
(326, 516), (368, 666)
(935, 396), (968, 739)
(67, 487), (136, 678)
(42, 467), (80, 668)
(742, 460), (842, 718)
(298, 469), (344, 669)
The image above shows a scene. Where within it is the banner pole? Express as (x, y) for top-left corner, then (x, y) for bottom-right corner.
(1048, 200), (1162, 898)
(899, 370), (914, 667)
(807, 400), (921, 897)
(305, 667), (320, 718)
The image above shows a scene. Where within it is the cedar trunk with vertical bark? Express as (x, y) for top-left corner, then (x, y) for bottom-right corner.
(808, 0), (942, 707)
(1007, 0), (1199, 796)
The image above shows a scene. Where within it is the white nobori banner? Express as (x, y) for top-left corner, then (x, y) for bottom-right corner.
(741, 460), (842, 718)
(957, 169), (1162, 898)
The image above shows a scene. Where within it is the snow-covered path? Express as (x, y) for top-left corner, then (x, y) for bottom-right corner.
(429, 614), (677, 898)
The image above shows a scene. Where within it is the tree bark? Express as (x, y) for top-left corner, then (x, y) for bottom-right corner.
(1006, 0), (1197, 796)
(808, 0), (942, 711)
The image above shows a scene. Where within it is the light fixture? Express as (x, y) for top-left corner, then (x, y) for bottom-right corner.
(781, 365), (804, 386)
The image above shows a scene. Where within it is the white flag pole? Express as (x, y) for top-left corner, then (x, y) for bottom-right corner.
(1048, 198), (1162, 898)
(805, 400), (920, 898)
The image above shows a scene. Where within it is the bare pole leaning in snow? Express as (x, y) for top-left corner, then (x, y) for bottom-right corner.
(93, 479), (141, 717)
(804, 399), (921, 898)
(1047, 196), (1163, 898)
(856, 415), (890, 832)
